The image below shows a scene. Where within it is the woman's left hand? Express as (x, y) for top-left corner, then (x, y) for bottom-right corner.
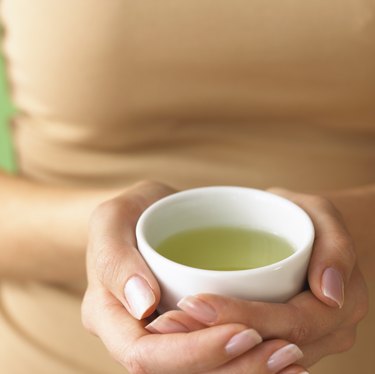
(146, 189), (369, 368)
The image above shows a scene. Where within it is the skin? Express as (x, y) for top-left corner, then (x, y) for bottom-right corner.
(0, 170), (120, 291)
(0, 172), (371, 373)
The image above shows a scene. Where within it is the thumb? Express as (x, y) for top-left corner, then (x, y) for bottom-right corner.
(268, 188), (356, 309)
(88, 181), (175, 319)
(305, 198), (355, 309)
(94, 237), (160, 320)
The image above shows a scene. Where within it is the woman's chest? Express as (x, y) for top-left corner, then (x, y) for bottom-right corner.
(2, 0), (375, 132)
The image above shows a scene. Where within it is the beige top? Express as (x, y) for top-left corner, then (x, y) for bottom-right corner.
(0, 0), (374, 373)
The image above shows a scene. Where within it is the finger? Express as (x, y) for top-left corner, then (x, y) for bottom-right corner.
(268, 188), (356, 309)
(87, 293), (264, 374)
(83, 288), (305, 374)
(89, 206), (159, 320)
(206, 340), (304, 374)
(145, 310), (206, 333)
(176, 292), (346, 345)
(88, 181), (174, 319)
(297, 327), (357, 368)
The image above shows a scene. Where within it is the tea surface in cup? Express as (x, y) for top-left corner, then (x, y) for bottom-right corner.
(156, 226), (295, 271)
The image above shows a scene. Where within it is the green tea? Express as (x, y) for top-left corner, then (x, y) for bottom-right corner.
(156, 226), (294, 271)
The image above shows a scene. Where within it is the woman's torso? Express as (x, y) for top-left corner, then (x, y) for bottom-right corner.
(0, 1), (374, 373)
(2, 0), (375, 190)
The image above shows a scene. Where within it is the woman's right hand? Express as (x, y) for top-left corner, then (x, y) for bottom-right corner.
(81, 181), (307, 374)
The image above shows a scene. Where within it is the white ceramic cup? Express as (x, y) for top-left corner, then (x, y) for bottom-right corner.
(136, 186), (314, 312)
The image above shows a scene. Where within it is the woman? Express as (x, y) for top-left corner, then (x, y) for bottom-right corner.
(0, 1), (372, 373)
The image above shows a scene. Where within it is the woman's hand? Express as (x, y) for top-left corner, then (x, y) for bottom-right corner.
(147, 189), (369, 368)
(81, 181), (308, 373)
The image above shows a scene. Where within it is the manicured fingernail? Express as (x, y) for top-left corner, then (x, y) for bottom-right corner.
(267, 344), (304, 372)
(225, 329), (262, 356)
(281, 369), (309, 374)
(145, 316), (189, 334)
(322, 267), (344, 308)
(177, 296), (217, 324)
(124, 275), (156, 320)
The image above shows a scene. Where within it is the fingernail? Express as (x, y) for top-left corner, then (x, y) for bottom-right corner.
(177, 296), (217, 324)
(225, 329), (263, 356)
(145, 316), (190, 334)
(267, 344), (304, 372)
(124, 275), (156, 320)
(281, 369), (309, 374)
(322, 267), (344, 308)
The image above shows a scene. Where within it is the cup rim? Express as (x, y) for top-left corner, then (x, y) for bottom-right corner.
(136, 186), (315, 276)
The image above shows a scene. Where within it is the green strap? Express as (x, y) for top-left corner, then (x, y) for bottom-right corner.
(0, 46), (17, 173)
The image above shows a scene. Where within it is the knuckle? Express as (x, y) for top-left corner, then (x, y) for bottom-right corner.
(109, 346), (128, 370)
(95, 248), (120, 286)
(81, 312), (95, 336)
(91, 199), (122, 224)
(335, 329), (357, 353)
(330, 233), (357, 265)
(332, 233), (351, 250)
(306, 195), (331, 209)
(287, 308), (311, 344)
(121, 346), (148, 374)
(288, 323), (310, 344)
